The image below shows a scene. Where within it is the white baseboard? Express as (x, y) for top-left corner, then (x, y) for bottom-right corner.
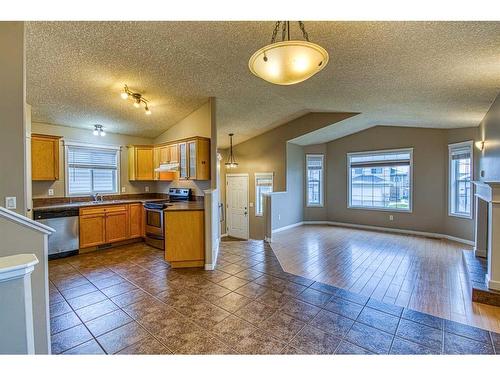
(300, 220), (475, 246)
(271, 221), (304, 234)
(486, 274), (500, 291)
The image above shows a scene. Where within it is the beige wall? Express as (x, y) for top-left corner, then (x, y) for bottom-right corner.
(220, 112), (356, 239)
(31, 122), (153, 198)
(0, 22), (27, 214)
(307, 126), (478, 241)
(478, 92), (500, 182)
(154, 100), (212, 197)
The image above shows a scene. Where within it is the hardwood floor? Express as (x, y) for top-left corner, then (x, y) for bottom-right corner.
(270, 225), (500, 333)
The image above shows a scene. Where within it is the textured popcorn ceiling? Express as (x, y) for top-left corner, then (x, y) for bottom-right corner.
(25, 21), (500, 147)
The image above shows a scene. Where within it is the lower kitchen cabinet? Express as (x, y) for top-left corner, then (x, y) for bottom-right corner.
(79, 203), (140, 249)
(79, 210), (106, 248)
(164, 210), (205, 268)
(129, 203), (143, 239)
(105, 205), (129, 243)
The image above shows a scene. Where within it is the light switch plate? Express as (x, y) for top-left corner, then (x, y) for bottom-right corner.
(145, 186), (150, 192)
(48, 189), (54, 196)
(5, 196), (16, 210)
(121, 187), (126, 193)
(249, 202), (254, 208)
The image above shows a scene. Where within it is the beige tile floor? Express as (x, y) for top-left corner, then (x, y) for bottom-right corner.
(48, 239), (499, 354)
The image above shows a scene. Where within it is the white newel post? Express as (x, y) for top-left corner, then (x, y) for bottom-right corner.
(0, 254), (39, 354)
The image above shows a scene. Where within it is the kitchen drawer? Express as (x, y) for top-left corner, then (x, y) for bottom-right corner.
(80, 207), (106, 216)
(104, 205), (128, 213)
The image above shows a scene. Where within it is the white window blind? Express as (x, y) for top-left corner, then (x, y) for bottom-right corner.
(348, 149), (413, 211)
(449, 141), (473, 218)
(255, 173), (273, 216)
(67, 145), (119, 196)
(306, 154), (324, 207)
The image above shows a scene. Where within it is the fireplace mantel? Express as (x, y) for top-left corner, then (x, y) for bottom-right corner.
(472, 181), (500, 291)
(473, 181), (500, 203)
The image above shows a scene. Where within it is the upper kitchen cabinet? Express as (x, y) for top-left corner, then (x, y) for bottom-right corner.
(129, 137), (210, 181)
(188, 137), (210, 180)
(128, 145), (154, 181)
(179, 137), (210, 180)
(31, 134), (61, 181)
(154, 144), (178, 181)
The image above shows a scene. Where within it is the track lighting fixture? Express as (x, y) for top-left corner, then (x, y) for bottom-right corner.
(121, 84), (152, 115)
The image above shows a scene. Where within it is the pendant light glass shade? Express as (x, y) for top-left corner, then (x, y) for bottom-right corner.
(249, 40), (329, 85)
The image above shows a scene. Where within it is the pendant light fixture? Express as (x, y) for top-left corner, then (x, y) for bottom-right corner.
(249, 21), (329, 85)
(225, 133), (238, 169)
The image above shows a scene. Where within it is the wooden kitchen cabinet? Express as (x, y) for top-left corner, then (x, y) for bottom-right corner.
(79, 204), (139, 248)
(178, 142), (188, 179)
(105, 205), (129, 243)
(128, 145), (154, 181)
(188, 138), (210, 180)
(165, 210), (205, 268)
(129, 203), (143, 239)
(129, 137), (209, 181)
(31, 134), (61, 181)
(79, 207), (106, 248)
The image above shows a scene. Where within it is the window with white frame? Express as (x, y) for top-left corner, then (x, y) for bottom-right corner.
(449, 141), (473, 218)
(255, 172), (273, 216)
(306, 154), (324, 207)
(348, 148), (413, 211)
(66, 144), (120, 196)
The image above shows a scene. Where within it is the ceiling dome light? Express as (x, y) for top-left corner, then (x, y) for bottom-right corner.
(93, 124), (105, 137)
(249, 21), (328, 85)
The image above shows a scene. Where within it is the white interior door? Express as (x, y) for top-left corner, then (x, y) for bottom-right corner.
(226, 174), (249, 239)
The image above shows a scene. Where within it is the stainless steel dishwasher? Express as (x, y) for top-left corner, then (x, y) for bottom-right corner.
(34, 207), (80, 259)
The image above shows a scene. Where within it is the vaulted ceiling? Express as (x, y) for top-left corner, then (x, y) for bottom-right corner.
(26, 21), (500, 147)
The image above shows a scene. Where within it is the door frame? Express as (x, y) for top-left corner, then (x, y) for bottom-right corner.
(226, 173), (250, 240)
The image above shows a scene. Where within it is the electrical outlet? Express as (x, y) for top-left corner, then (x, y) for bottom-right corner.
(48, 189), (54, 196)
(389, 215), (394, 221)
(5, 197), (16, 210)
(145, 186), (150, 192)
(121, 187), (126, 193)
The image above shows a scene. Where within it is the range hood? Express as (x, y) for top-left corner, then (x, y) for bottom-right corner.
(154, 162), (179, 172)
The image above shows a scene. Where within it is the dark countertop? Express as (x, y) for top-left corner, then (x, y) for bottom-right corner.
(164, 201), (205, 211)
(33, 198), (167, 212)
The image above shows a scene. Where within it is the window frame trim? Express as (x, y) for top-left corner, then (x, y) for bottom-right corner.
(448, 140), (474, 219)
(306, 153), (325, 208)
(254, 172), (274, 217)
(346, 147), (414, 213)
(64, 141), (121, 197)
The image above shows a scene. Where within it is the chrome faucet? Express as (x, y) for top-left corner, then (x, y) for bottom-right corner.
(92, 193), (103, 202)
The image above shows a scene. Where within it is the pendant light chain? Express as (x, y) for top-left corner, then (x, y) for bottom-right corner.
(270, 21), (310, 44)
(298, 21), (310, 42)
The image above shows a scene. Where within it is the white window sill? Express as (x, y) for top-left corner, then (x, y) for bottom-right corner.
(348, 205), (412, 213)
(448, 212), (473, 220)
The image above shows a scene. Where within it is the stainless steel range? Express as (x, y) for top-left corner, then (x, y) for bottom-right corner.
(144, 188), (191, 249)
